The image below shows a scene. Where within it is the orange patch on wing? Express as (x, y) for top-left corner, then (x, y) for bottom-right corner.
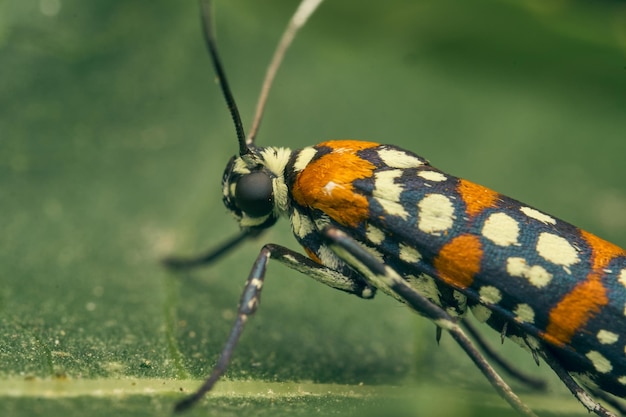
(544, 274), (608, 346)
(580, 229), (626, 271)
(292, 141), (379, 227)
(457, 179), (500, 217)
(433, 234), (483, 289)
(317, 139), (380, 151)
(543, 230), (624, 346)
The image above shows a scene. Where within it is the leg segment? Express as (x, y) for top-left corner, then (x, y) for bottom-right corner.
(174, 242), (372, 412)
(461, 319), (546, 390)
(541, 348), (618, 417)
(163, 229), (262, 270)
(174, 243), (270, 412)
(588, 389), (626, 416)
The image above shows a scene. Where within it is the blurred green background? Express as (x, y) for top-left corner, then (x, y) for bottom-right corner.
(1, 0), (625, 416)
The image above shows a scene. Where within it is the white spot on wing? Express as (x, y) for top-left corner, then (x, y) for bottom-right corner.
(418, 171), (447, 182)
(372, 168), (409, 219)
(399, 243), (421, 264)
(597, 330), (619, 345)
(520, 206), (556, 225)
(470, 304), (492, 322)
(478, 286), (502, 305)
(378, 148), (423, 168)
(407, 274), (441, 306)
(482, 212), (520, 247)
(452, 290), (467, 313)
(586, 350), (612, 373)
(536, 232), (579, 271)
(366, 225), (385, 245)
(372, 170), (403, 202)
(417, 194), (455, 235)
(509, 335), (526, 349)
(513, 303), (535, 324)
(506, 257), (553, 288)
(375, 199), (409, 220)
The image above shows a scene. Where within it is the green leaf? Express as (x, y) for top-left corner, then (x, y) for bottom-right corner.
(1, 0), (625, 416)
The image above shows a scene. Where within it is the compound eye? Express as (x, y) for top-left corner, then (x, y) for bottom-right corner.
(234, 171), (274, 217)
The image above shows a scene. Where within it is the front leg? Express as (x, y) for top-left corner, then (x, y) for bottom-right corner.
(162, 230), (263, 270)
(268, 243), (375, 298)
(174, 242), (373, 412)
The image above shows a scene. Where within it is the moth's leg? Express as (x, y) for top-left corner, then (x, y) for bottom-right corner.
(461, 319), (546, 390)
(587, 388), (626, 416)
(174, 242), (373, 412)
(163, 229), (262, 270)
(323, 226), (539, 417)
(541, 348), (618, 417)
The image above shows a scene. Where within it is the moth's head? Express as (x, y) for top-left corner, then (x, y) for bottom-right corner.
(222, 147), (290, 230)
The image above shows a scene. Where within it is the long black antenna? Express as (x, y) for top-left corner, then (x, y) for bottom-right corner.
(201, 0), (324, 152)
(199, 0), (249, 157)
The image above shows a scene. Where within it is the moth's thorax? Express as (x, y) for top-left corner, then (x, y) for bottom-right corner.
(288, 140), (431, 228)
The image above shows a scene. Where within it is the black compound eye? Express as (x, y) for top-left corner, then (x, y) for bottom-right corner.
(234, 171), (274, 217)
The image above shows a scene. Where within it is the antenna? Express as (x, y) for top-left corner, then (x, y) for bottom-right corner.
(199, 0), (249, 156)
(200, 0), (324, 151)
(247, 0), (324, 144)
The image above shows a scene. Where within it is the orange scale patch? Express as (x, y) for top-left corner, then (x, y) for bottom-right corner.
(433, 234), (483, 289)
(457, 179), (500, 218)
(543, 274), (608, 347)
(542, 230), (624, 347)
(317, 139), (380, 152)
(580, 229), (626, 271)
(292, 140), (379, 228)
